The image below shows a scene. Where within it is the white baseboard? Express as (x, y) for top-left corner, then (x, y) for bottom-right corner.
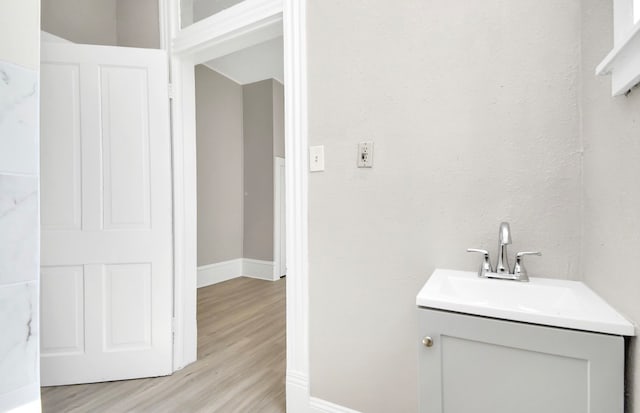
(286, 371), (310, 413)
(309, 398), (361, 413)
(286, 370), (361, 413)
(197, 258), (276, 288)
(243, 258), (277, 281)
(197, 259), (243, 288)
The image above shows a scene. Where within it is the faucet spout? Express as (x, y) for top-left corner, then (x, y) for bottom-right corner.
(496, 222), (511, 274)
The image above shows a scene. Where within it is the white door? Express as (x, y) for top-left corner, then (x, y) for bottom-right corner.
(40, 43), (173, 385)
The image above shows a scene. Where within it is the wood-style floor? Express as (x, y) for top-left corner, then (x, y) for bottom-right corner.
(41, 277), (286, 413)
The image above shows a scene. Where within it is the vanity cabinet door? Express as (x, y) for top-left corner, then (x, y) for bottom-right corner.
(418, 309), (624, 413)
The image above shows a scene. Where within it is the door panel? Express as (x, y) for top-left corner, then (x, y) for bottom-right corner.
(40, 64), (82, 231)
(103, 263), (152, 350)
(40, 43), (173, 386)
(100, 66), (151, 229)
(40, 266), (85, 356)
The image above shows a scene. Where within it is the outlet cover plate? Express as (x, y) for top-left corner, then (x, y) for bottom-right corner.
(357, 141), (374, 168)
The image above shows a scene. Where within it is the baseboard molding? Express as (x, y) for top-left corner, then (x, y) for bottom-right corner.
(197, 258), (276, 288)
(197, 259), (243, 288)
(286, 370), (361, 413)
(243, 258), (277, 281)
(309, 398), (361, 413)
(286, 371), (310, 413)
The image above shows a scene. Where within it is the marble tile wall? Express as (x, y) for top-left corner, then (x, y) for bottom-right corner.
(0, 175), (38, 285)
(0, 60), (41, 412)
(0, 61), (39, 176)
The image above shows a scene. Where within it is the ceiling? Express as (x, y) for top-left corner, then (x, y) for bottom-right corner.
(203, 36), (283, 85)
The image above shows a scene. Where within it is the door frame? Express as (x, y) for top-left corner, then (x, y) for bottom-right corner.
(273, 156), (285, 280)
(163, 0), (310, 410)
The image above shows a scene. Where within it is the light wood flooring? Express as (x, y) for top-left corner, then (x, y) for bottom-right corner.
(41, 277), (286, 413)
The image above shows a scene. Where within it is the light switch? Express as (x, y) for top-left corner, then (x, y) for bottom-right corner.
(309, 145), (325, 172)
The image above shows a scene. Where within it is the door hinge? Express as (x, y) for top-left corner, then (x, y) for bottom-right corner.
(171, 317), (177, 332)
(168, 83), (175, 100)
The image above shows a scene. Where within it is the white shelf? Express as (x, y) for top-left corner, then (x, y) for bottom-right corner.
(596, 0), (640, 96)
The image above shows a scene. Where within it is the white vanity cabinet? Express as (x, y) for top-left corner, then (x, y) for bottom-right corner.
(418, 308), (625, 413)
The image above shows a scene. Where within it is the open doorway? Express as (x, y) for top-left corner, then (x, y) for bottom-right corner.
(38, 0), (290, 411)
(192, 37), (287, 411)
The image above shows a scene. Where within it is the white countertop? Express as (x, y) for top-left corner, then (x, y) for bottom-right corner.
(416, 269), (635, 336)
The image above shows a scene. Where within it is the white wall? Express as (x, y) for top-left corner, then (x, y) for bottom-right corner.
(0, 0), (41, 411)
(204, 37), (284, 85)
(0, 0), (40, 71)
(195, 66), (244, 266)
(580, 1), (640, 411)
(307, 1), (581, 411)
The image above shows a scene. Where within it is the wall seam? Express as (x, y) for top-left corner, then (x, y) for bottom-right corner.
(577, 0), (585, 282)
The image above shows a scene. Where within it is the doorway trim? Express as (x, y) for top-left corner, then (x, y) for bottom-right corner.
(273, 156), (285, 280)
(165, 0), (309, 410)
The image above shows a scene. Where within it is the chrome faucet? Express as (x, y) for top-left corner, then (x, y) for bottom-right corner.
(467, 222), (541, 282)
(496, 222), (511, 274)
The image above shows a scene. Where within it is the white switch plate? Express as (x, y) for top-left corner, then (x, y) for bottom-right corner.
(357, 141), (374, 168)
(309, 145), (325, 172)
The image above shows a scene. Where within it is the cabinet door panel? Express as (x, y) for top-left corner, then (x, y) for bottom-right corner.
(418, 309), (623, 413)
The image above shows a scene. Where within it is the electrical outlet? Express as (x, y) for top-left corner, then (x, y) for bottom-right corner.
(357, 141), (374, 168)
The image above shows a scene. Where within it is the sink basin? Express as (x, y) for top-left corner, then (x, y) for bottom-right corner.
(417, 269), (635, 336)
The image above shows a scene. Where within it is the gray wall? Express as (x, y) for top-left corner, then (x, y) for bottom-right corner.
(580, 1), (640, 411)
(243, 80), (275, 261)
(41, 0), (160, 48)
(116, 0), (160, 49)
(196, 73), (283, 267)
(272, 80), (285, 158)
(307, 1), (581, 411)
(195, 66), (244, 266)
(41, 0), (117, 45)
(0, 1), (41, 411)
(193, 0), (244, 23)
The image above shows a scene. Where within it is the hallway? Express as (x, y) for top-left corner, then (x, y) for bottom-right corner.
(41, 277), (286, 412)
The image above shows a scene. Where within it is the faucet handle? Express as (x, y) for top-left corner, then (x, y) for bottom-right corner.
(467, 248), (493, 277)
(512, 251), (541, 281)
(516, 251), (542, 257)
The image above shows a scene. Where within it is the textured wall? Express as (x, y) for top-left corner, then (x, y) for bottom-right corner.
(307, 1), (581, 411)
(0, 0), (41, 411)
(243, 80), (275, 261)
(580, 1), (640, 412)
(195, 66), (244, 266)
